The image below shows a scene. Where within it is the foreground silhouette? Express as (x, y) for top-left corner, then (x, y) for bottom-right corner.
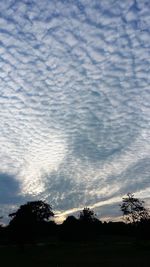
(0, 195), (150, 266)
(8, 201), (55, 245)
(0, 194), (149, 246)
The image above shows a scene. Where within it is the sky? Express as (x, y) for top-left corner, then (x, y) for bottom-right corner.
(0, 0), (150, 224)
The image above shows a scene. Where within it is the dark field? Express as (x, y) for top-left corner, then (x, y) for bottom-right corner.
(0, 237), (150, 267)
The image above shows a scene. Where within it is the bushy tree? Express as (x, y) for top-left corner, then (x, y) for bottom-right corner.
(8, 201), (54, 245)
(9, 200), (54, 226)
(120, 193), (149, 224)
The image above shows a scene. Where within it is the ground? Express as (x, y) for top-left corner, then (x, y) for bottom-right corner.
(0, 236), (149, 267)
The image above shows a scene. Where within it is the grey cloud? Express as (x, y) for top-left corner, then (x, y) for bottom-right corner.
(0, 173), (24, 205)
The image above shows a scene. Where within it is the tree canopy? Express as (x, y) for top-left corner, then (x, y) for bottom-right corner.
(79, 207), (98, 223)
(9, 200), (54, 227)
(120, 193), (149, 224)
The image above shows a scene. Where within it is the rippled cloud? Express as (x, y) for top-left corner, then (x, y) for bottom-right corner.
(0, 0), (150, 222)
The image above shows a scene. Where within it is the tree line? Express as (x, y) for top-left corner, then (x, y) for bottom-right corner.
(0, 193), (150, 245)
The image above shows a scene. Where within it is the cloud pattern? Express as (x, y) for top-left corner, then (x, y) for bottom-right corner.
(0, 0), (150, 221)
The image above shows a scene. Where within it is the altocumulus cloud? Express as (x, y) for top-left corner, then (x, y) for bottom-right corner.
(0, 0), (150, 222)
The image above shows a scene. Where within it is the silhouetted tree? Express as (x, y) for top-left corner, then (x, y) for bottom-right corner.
(78, 208), (101, 241)
(79, 207), (97, 223)
(9, 200), (54, 225)
(8, 201), (54, 245)
(120, 193), (149, 224)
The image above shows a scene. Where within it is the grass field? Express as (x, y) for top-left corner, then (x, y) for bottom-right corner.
(0, 236), (150, 267)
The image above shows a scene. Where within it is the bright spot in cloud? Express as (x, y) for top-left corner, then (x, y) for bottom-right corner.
(19, 131), (67, 195)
